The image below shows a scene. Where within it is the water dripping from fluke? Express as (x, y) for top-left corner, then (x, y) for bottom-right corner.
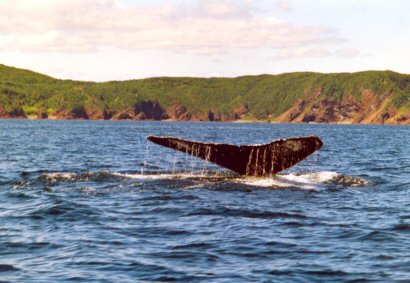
(147, 135), (323, 176)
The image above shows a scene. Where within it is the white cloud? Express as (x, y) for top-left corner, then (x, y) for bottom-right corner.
(334, 48), (362, 57)
(269, 46), (366, 61)
(269, 47), (332, 61)
(275, 0), (292, 12)
(0, 0), (342, 54)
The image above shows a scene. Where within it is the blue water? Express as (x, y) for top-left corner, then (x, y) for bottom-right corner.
(1, 120), (409, 282)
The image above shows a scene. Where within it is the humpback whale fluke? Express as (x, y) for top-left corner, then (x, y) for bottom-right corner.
(147, 135), (323, 176)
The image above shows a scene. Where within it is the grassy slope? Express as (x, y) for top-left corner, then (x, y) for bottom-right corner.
(0, 64), (409, 120)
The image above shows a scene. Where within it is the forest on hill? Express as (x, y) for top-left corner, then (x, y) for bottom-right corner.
(0, 64), (409, 124)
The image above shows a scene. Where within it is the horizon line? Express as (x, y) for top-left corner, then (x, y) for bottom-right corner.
(1, 63), (408, 83)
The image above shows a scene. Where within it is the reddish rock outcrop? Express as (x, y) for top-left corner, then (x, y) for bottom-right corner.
(166, 103), (191, 121)
(86, 109), (112, 120)
(52, 107), (89, 120)
(111, 109), (134, 120)
(111, 101), (167, 120)
(0, 107), (27, 118)
(190, 111), (214, 122)
(36, 111), (48, 119)
(135, 101), (167, 120)
(274, 89), (409, 124)
(234, 103), (249, 118)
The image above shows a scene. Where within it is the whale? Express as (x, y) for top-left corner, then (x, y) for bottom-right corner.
(147, 135), (323, 176)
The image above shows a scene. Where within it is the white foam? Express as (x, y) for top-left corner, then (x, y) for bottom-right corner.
(280, 171), (340, 184)
(97, 171), (344, 189)
(239, 177), (316, 189)
(238, 171), (342, 189)
(41, 170), (367, 189)
(43, 172), (77, 181)
(112, 172), (207, 180)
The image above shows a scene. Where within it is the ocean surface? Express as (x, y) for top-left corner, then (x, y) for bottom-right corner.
(0, 120), (409, 282)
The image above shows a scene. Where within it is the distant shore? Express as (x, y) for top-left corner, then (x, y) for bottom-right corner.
(1, 116), (408, 125)
(1, 64), (409, 125)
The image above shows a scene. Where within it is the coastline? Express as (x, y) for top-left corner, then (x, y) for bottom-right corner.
(1, 65), (409, 125)
(2, 116), (409, 125)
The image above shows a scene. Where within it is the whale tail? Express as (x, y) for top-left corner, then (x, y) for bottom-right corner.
(148, 135), (323, 176)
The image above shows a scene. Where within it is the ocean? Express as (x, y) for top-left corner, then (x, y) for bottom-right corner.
(1, 120), (409, 282)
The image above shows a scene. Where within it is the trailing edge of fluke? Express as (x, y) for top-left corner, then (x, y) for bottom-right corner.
(147, 135), (323, 176)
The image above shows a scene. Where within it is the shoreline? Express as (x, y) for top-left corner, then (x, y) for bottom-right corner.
(1, 116), (408, 125)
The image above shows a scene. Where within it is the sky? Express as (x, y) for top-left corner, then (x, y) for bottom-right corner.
(0, 0), (409, 81)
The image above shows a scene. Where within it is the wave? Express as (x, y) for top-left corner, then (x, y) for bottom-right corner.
(184, 207), (309, 219)
(35, 171), (238, 184)
(237, 171), (369, 189)
(27, 170), (370, 190)
(0, 264), (20, 272)
(41, 171), (125, 182)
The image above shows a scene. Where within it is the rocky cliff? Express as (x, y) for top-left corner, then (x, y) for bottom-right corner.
(0, 64), (409, 124)
(274, 89), (410, 124)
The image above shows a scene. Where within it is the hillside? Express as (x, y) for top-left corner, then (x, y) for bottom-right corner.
(0, 64), (409, 124)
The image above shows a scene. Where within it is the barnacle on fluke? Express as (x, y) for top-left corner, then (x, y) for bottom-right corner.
(148, 135), (323, 176)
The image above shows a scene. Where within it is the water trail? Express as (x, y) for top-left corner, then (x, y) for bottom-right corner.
(195, 144), (201, 175)
(189, 144), (202, 175)
(262, 148), (267, 176)
(141, 141), (150, 175)
(246, 148), (255, 176)
(190, 144), (196, 175)
(305, 151), (318, 173)
(200, 146), (211, 177)
(171, 148), (178, 174)
(184, 146), (189, 174)
(255, 148), (260, 175)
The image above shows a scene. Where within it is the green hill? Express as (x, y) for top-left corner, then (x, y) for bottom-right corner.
(0, 64), (409, 123)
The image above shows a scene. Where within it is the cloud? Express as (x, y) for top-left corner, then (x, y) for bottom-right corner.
(334, 48), (362, 57)
(269, 47), (332, 61)
(269, 46), (365, 61)
(175, 0), (252, 19)
(275, 0), (292, 12)
(0, 0), (342, 54)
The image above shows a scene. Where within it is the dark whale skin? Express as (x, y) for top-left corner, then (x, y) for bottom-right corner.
(148, 135), (323, 176)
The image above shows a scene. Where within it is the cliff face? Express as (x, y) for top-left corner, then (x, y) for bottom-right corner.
(0, 106), (26, 118)
(110, 101), (167, 120)
(45, 102), (248, 122)
(47, 101), (168, 121)
(275, 89), (410, 124)
(0, 64), (409, 124)
(38, 92), (408, 124)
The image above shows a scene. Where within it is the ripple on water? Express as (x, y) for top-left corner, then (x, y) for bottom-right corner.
(0, 264), (20, 272)
(184, 207), (309, 219)
(390, 223), (410, 232)
(1, 121), (409, 282)
(21, 170), (371, 191)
